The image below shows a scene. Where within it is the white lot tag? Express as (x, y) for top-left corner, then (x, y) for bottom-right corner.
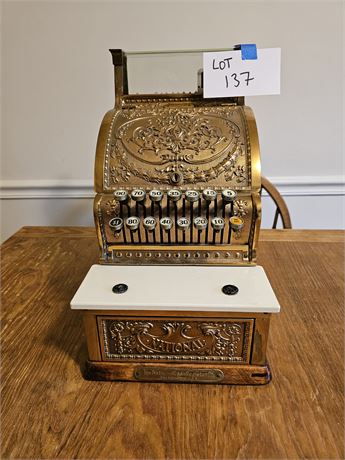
(203, 48), (281, 98)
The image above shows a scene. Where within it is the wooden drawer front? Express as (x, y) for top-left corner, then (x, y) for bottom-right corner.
(97, 316), (254, 364)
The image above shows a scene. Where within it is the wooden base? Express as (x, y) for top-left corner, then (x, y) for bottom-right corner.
(85, 360), (271, 385)
(72, 266), (279, 386)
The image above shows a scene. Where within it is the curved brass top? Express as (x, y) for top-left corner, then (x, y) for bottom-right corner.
(94, 103), (261, 193)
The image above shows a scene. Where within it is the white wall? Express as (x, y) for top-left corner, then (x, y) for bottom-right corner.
(1, 0), (344, 241)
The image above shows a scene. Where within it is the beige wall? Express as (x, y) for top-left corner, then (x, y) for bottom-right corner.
(1, 0), (344, 241)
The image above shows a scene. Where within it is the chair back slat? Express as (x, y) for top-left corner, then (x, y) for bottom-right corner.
(261, 177), (292, 229)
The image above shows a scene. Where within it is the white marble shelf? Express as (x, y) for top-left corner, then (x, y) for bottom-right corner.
(71, 265), (280, 313)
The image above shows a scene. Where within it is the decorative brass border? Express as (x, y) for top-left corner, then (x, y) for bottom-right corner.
(107, 247), (248, 264)
(243, 106), (261, 191)
(95, 109), (116, 193)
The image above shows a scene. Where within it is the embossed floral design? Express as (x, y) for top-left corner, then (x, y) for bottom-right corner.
(162, 322), (194, 339)
(106, 106), (249, 187)
(225, 165), (247, 183)
(132, 112), (225, 158)
(109, 321), (153, 354)
(103, 320), (249, 361)
(201, 323), (242, 357)
(234, 200), (248, 217)
(109, 164), (131, 184)
(104, 198), (119, 216)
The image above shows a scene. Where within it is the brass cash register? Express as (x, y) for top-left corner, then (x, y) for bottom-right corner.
(71, 49), (280, 385)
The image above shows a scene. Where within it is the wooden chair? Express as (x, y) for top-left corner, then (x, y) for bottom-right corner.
(261, 177), (292, 229)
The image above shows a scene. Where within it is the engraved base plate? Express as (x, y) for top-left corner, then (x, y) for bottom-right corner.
(85, 361), (271, 385)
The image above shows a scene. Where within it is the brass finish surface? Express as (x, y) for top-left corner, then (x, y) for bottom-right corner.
(97, 316), (254, 363)
(93, 49), (262, 264)
(98, 105), (253, 190)
(84, 310), (265, 383)
(133, 366), (225, 383)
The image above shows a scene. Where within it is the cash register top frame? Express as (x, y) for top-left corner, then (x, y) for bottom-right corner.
(94, 49), (261, 194)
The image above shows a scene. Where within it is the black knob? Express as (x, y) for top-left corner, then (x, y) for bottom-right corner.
(222, 284), (239, 295)
(112, 283), (128, 294)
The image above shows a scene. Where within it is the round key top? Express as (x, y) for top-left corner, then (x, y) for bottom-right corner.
(230, 216), (244, 230)
(113, 189), (128, 202)
(131, 189), (146, 202)
(185, 190), (200, 202)
(149, 190), (163, 202)
(125, 216), (140, 231)
(211, 217), (225, 231)
(177, 217), (191, 231)
(143, 216), (157, 231)
(109, 217), (123, 232)
(167, 189), (182, 202)
(160, 217), (173, 231)
(222, 189), (237, 202)
(194, 217), (208, 230)
(202, 189), (217, 202)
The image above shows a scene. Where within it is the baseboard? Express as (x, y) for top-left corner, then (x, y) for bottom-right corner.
(0, 176), (344, 199)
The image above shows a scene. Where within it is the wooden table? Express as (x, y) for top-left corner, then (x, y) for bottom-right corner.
(1, 227), (344, 459)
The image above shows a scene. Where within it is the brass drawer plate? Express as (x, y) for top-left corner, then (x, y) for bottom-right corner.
(98, 316), (254, 363)
(134, 367), (224, 383)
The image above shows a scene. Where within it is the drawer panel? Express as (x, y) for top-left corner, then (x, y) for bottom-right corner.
(97, 316), (254, 363)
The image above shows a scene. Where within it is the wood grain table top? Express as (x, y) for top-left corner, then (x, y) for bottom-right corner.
(1, 227), (344, 459)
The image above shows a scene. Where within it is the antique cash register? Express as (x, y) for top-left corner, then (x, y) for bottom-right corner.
(71, 49), (280, 384)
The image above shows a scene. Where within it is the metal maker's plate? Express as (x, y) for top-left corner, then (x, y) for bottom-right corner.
(134, 367), (224, 383)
